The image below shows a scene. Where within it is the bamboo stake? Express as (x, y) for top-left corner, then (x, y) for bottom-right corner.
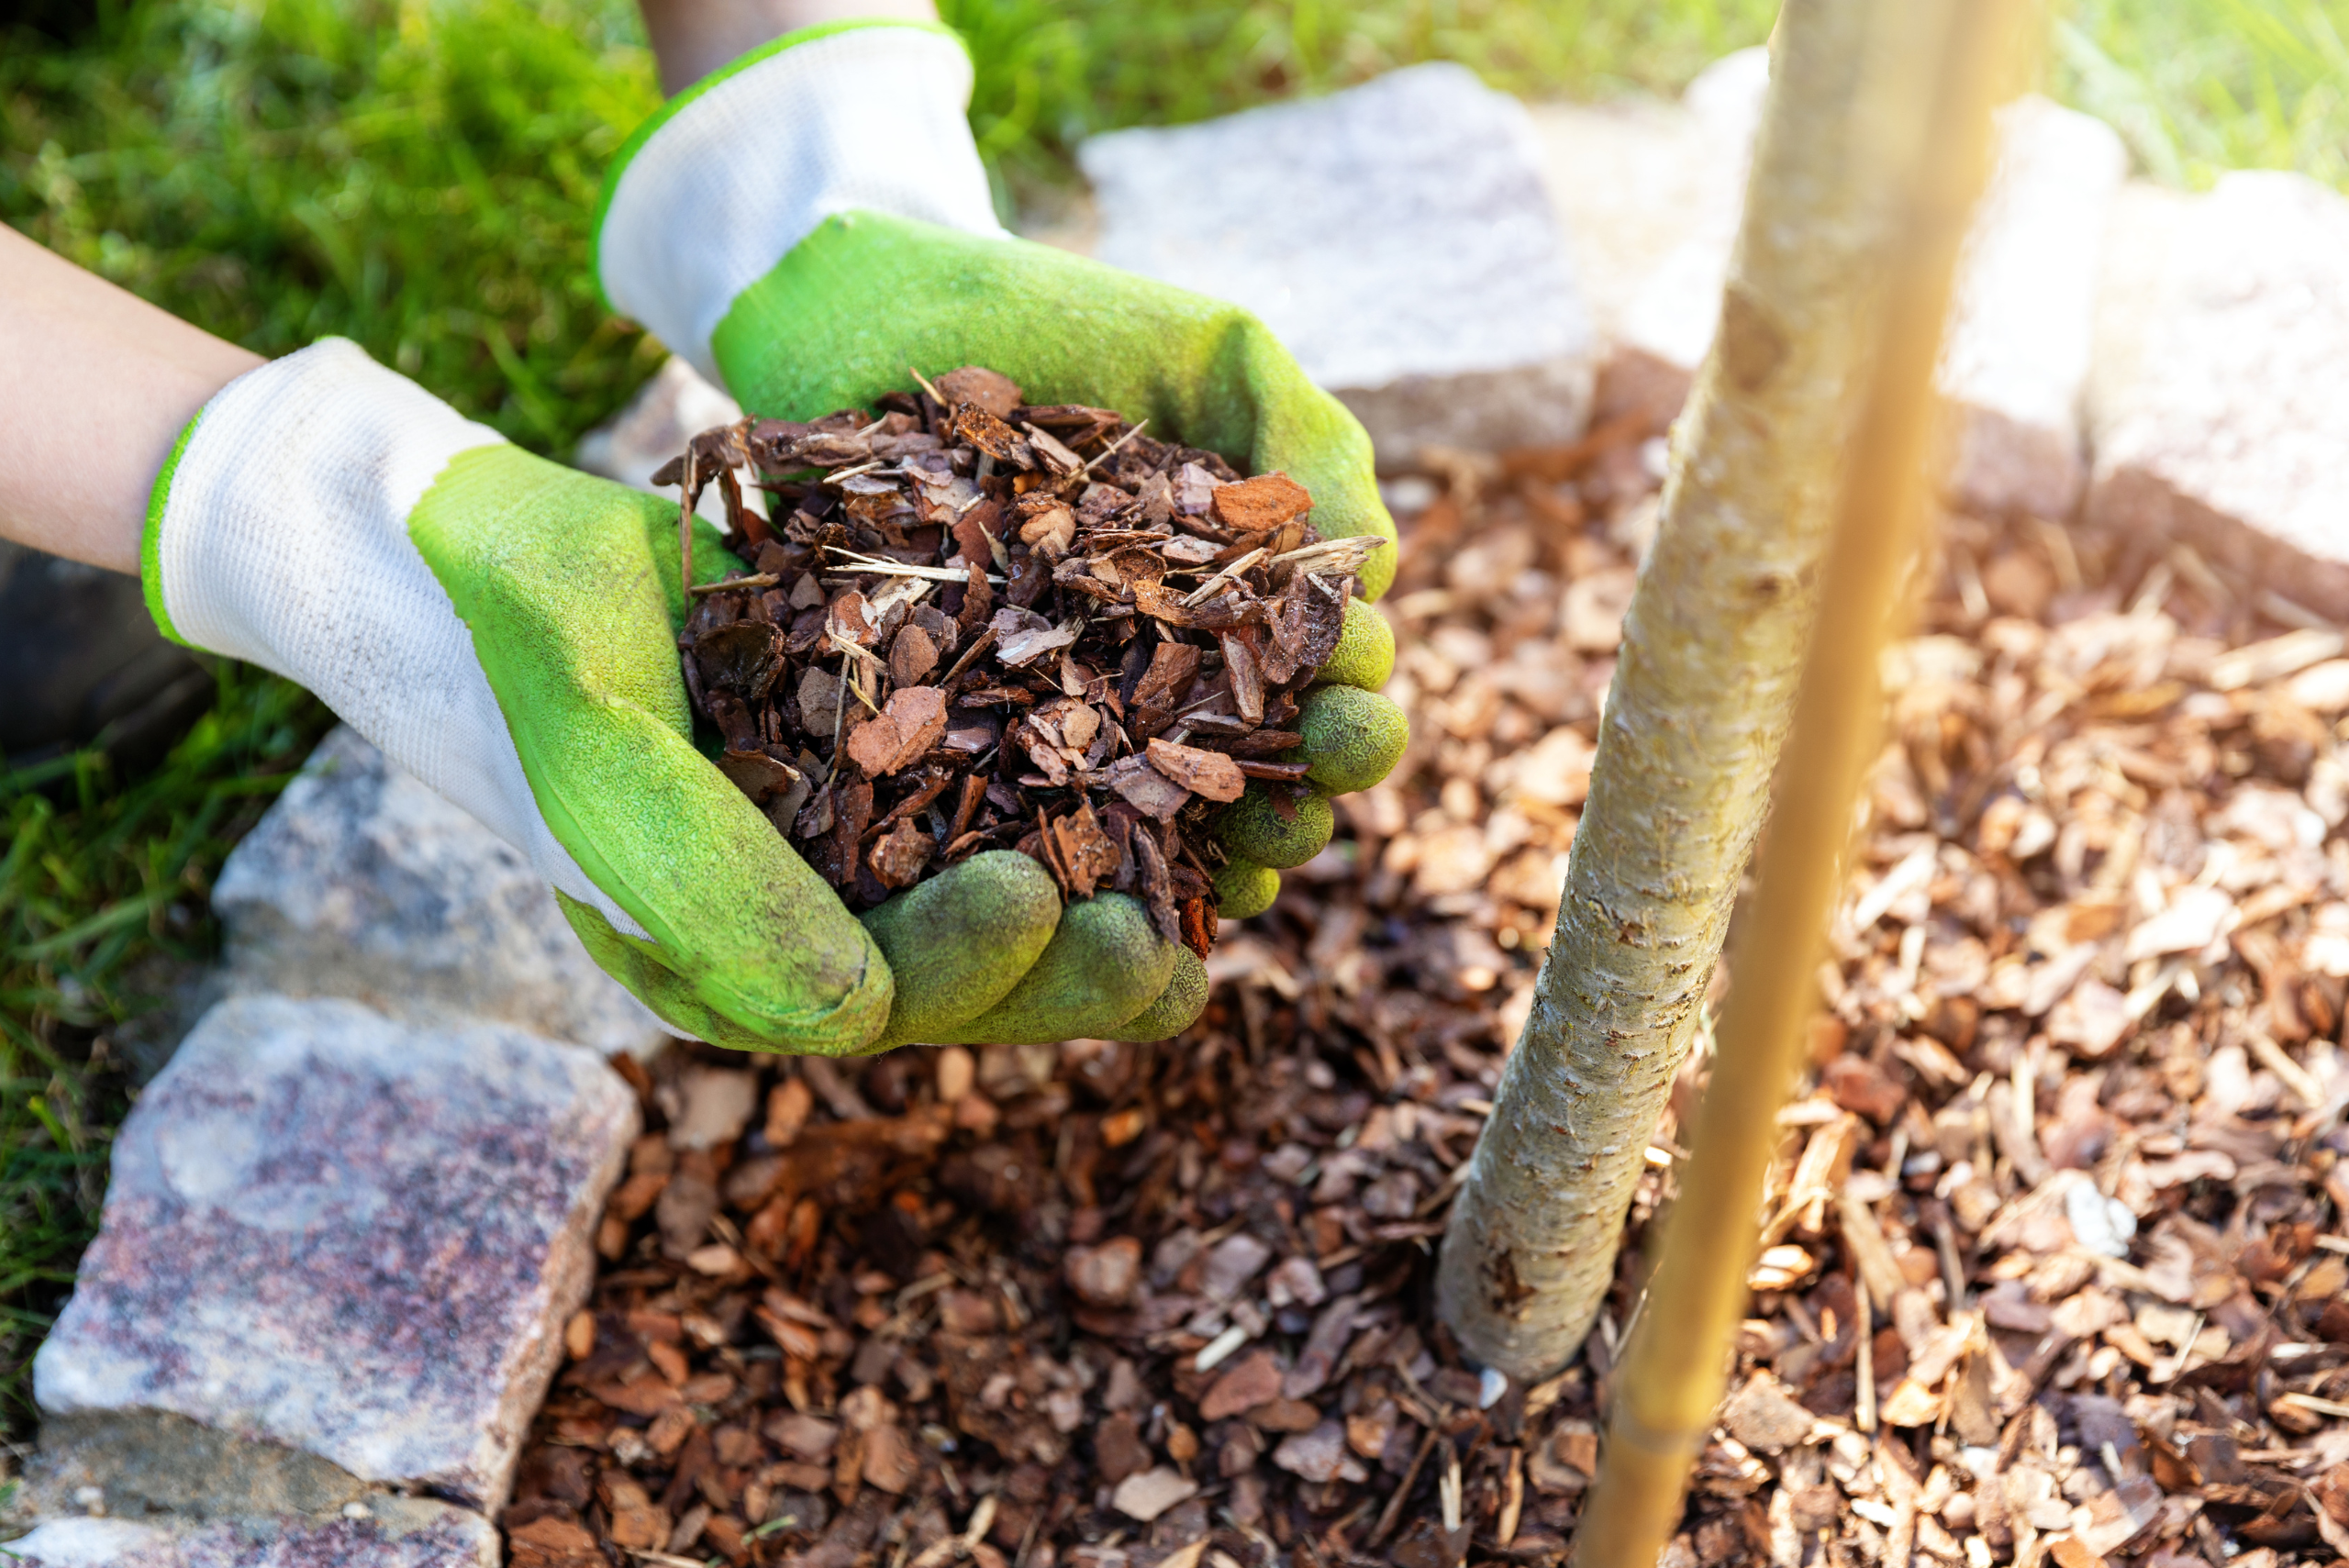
(1569, 0), (2028, 1561)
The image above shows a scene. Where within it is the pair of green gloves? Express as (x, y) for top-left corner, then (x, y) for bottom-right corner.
(143, 20), (1404, 1054)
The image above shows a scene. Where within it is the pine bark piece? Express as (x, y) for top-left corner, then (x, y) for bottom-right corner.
(1145, 740), (1247, 803)
(1436, 0), (1936, 1379)
(845, 687), (948, 778)
(932, 365), (1022, 417)
(887, 622), (939, 688)
(1107, 756), (1192, 822)
(1209, 473), (1314, 532)
(868, 818), (934, 889)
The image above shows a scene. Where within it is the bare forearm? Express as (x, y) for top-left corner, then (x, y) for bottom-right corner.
(0, 228), (262, 574)
(637, 0), (937, 95)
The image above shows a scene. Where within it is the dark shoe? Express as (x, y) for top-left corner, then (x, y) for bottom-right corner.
(0, 541), (216, 773)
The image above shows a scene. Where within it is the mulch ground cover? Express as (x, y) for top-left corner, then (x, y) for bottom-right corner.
(509, 363), (2349, 1568)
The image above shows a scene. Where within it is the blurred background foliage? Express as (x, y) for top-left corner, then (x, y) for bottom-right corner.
(2, 0), (2345, 1443)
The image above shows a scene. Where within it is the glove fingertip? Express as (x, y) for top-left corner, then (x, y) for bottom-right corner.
(863, 851), (1063, 1048)
(1217, 784), (1335, 870)
(1212, 857), (1281, 919)
(1318, 595), (1397, 692)
(1297, 685), (1409, 795)
(1107, 949), (1208, 1041)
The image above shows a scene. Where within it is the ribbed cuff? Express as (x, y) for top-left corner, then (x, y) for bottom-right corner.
(596, 21), (1006, 384)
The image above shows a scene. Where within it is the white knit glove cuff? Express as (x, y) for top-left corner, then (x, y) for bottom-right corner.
(596, 22), (1007, 386)
(150, 339), (643, 937)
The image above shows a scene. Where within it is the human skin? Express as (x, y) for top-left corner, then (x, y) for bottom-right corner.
(0, 225), (262, 573)
(0, 2), (927, 572)
(636, 0), (938, 95)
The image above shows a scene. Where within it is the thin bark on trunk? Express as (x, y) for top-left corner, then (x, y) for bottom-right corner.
(1573, 0), (2023, 1552)
(1438, 0), (1914, 1380)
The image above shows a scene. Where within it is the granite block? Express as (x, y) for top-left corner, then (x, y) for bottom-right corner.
(212, 725), (667, 1056)
(32, 993), (640, 1513)
(2085, 172), (2349, 615)
(1534, 53), (2123, 517)
(1, 1502), (497, 1568)
(1078, 62), (1596, 458)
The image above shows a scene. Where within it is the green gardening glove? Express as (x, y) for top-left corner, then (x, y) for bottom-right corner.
(598, 22), (1408, 1043)
(143, 339), (918, 1054)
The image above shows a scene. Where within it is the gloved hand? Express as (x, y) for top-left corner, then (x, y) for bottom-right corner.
(142, 339), (936, 1053)
(596, 19), (1408, 1040)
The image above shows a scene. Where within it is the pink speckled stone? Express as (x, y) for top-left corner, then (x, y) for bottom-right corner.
(2086, 173), (2349, 614)
(33, 994), (637, 1513)
(3, 1503), (495, 1567)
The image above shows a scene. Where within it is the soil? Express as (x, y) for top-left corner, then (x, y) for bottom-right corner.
(509, 363), (2349, 1568)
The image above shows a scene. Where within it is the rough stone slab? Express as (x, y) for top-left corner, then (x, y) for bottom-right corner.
(1531, 48), (1768, 371)
(26, 1411), (374, 1523)
(1078, 62), (1596, 458)
(1938, 95), (2129, 517)
(1, 1501), (496, 1567)
(1533, 53), (2123, 517)
(213, 725), (668, 1056)
(2084, 172), (2349, 615)
(33, 992), (640, 1513)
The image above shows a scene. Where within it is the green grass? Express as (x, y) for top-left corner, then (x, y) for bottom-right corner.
(3, 0), (2345, 1453)
(2053, 0), (2349, 193)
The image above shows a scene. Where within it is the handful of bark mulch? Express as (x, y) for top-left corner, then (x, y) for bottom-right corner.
(662, 365), (1379, 957)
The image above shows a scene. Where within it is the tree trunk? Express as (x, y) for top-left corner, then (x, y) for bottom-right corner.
(1571, 0), (2024, 1552)
(1438, 0), (1919, 1380)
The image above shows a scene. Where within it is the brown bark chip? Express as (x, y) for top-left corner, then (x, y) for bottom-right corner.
(1146, 738), (1248, 802)
(541, 405), (2349, 1568)
(845, 686), (948, 778)
(1199, 1349), (1285, 1420)
(669, 368), (1381, 948)
(1209, 472), (1314, 531)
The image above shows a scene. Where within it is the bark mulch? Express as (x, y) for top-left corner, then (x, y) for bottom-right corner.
(666, 364), (1371, 935)
(508, 373), (2349, 1568)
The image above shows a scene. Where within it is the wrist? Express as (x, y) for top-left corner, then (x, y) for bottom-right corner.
(640, 0), (940, 95)
(596, 19), (1001, 389)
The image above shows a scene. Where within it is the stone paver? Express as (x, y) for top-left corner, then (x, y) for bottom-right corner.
(1939, 95), (2129, 517)
(1534, 58), (2124, 517)
(25, 1410), (374, 1523)
(2085, 172), (2349, 615)
(33, 992), (639, 1514)
(212, 725), (667, 1057)
(1078, 61), (1596, 458)
(1531, 48), (1768, 376)
(2, 1501), (497, 1567)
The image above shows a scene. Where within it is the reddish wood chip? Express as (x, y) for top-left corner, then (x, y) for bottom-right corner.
(1181, 895), (1218, 960)
(716, 748), (798, 803)
(1049, 800), (1121, 898)
(950, 501), (1000, 568)
(1146, 739), (1247, 802)
(867, 817), (933, 888)
(845, 686), (948, 777)
(1199, 1349), (1285, 1421)
(1106, 755), (1191, 822)
(1209, 473), (1313, 531)
(888, 622), (939, 687)
(826, 589), (877, 648)
(1131, 641), (1203, 712)
(932, 365), (1022, 417)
